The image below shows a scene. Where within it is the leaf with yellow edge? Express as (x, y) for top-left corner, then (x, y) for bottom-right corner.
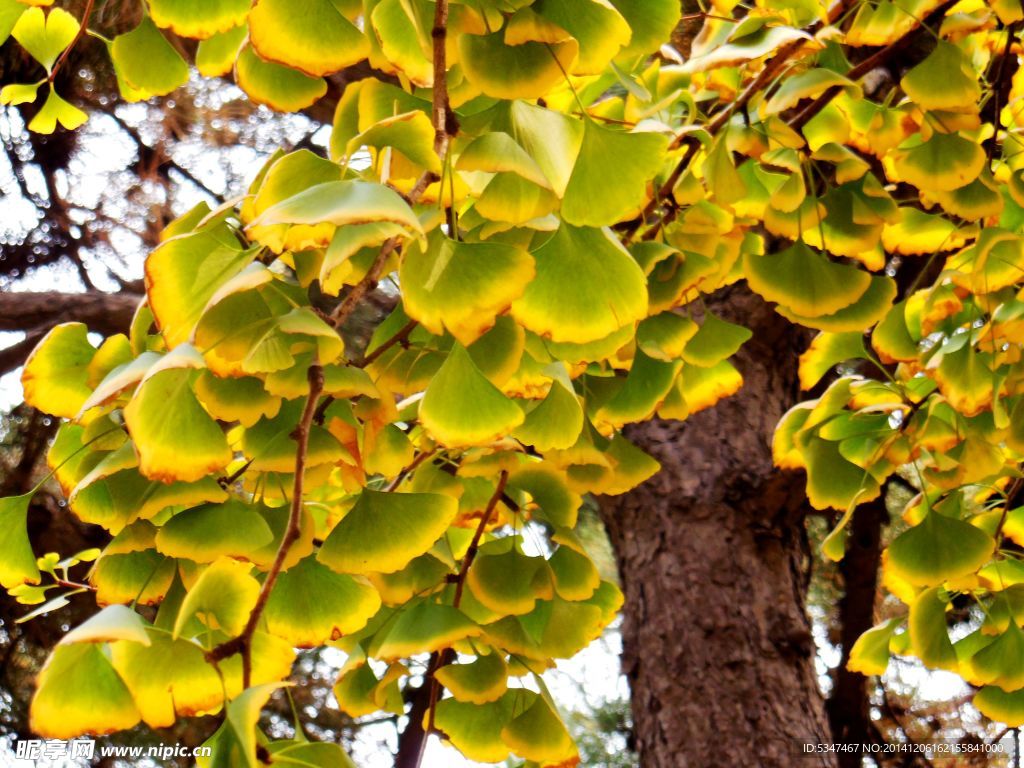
(436, 652), (509, 705)
(549, 545), (600, 601)
(675, 359), (744, 416)
(434, 690), (522, 764)
(562, 123), (669, 227)
(372, 601), (481, 660)
(888, 511), (994, 587)
(251, 180), (421, 235)
(145, 224), (254, 348)
(109, 630), (223, 727)
(593, 352), (681, 430)
(456, 132), (551, 188)
(369, 0), (432, 86)
(155, 501), (274, 563)
(908, 586), (958, 671)
(900, 41), (980, 112)
(12, 6), (77, 71)
(798, 331), (867, 390)
(195, 371), (281, 427)
(235, 43), (327, 112)
(795, 433), (880, 511)
(91, 549), (176, 606)
(198, 682), (286, 768)
(513, 380), (584, 452)
(420, 344), (525, 446)
(933, 343), (997, 418)
(963, 620), (1024, 691)
(512, 225), (647, 345)
(459, 31), (579, 100)
(501, 692), (578, 765)
(881, 208), (968, 256)
(608, 0), (679, 57)
(847, 618), (900, 676)
(467, 539), (552, 616)
(974, 686), (1024, 726)
(30, 643), (141, 738)
(509, 464), (582, 529)
(249, 0), (367, 77)
(61, 604), (151, 646)
(0, 494), (39, 588)
(195, 24), (246, 76)
(872, 299), (919, 363)
(124, 363), (231, 484)
(264, 556), (381, 647)
(400, 234), (535, 345)
(21, 323), (95, 418)
(173, 558), (260, 638)
(318, 489), (458, 575)
(890, 131), (985, 192)
(110, 17), (189, 96)
(682, 312), (752, 367)
(535, 0), (630, 74)
(744, 240), (872, 318)
(148, 0), (249, 39)
(778, 274), (897, 333)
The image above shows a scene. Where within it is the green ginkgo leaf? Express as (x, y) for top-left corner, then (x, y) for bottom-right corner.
(534, 0), (630, 74)
(12, 6), (79, 72)
(459, 31), (579, 100)
(900, 40), (980, 112)
(420, 344), (525, 446)
(744, 240), (872, 318)
(512, 225), (647, 344)
(148, 0), (250, 39)
(608, 0), (680, 57)
(681, 313), (752, 367)
(0, 494), (40, 589)
(908, 586), (958, 671)
(264, 556), (381, 647)
(30, 643), (141, 739)
(251, 180), (421, 234)
(888, 511), (994, 586)
(372, 601), (481, 660)
(433, 691), (521, 763)
(21, 322), (95, 418)
(456, 132), (552, 189)
(467, 540), (551, 617)
(891, 131), (985, 192)
(513, 380), (584, 452)
(974, 686), (1024, 726)
(435, 652), (509, 705)
(110, 17), (189, 96)
(400, 234), (535, 345)
(155, 501), (275, 563)
(318, 489), (458, 575)
(798, 331), (868, 390)
(249, 0), (367, 78)
(235, 43), (327, 112)
(500, 692), (578, 765)
(847, 618), (900, 676)
(778, 274), (896, 333)
(173, 558), (260, 638)
(964, 620), (1024, 691)
(91, 549), (177, 606)
(195, 24), (247, 76)
(561, 122), (669, 227)
(61, 604), (151, 646)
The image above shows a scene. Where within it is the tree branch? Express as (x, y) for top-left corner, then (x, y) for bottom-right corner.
(0, 291), (141, 336)
(206, 363), (325, 686)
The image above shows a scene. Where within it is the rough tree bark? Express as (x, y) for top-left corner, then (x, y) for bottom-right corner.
(601, 286), (837, 768)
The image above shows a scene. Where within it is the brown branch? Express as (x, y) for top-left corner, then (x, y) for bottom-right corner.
(0, 291), (141, 336)
(0, 332), (44, 377)
(206, 363), (325, 686)
(48, 0), (95, 83)
(453, 470), (509, 609)
(789, 0), (960, 131)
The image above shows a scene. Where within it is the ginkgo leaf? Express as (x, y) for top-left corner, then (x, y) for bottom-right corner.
(434, 691), (521, 763)
(534, 0), (630, 74)
(200, 683), (286, 768)
(798, 331), (867, 390)
(681, 313), (752, 367)
(318, 489), (458, 575)
(744, 240), (872, 318)
(459, 31), (579, 100)
(173, 558), (260, 638)
(400, 234), (535, 345)
(369, 0), (432, 86)
(30, 643), (141, 738)
(435, 652), (508, 705)
(513, 380), (584, 452)
(561, 122), (669, 227)
(264, 556), (381, 647)
(251, 180), (421, 234)
(373, 601), (481, 660)
(0, 0), (26, 46)
(501, 693), (578, 764)
(61, 604), (151, 646)
(467, 540), (551, 616)
(110, 17), (189, 96)
(195, 371), (281, 427)
(420, 344), (525, 446)
(900, 40), (980, 112)
(778, 275), (897, 333)
(512, 225), (647, 344)
(847, 618), (900, 676)
(683, 24), (808, 73)
(148, 0), (250, 39)
(155, 501), (275, 563)
(908, 586), (958, 671)
(21, 322), (95, 418)
(195, 24), (247, 76)
(888, 511), (994, 586)
(235, 43), (327, 112)
(608, 0), (679, 57)
(123, 365), (232, 483)
(91, 549), (177, 606)
(26, 86), (86, 133)
(456, 132), (551, 188)
(0, 494), (40, 588)
(249, 0), (367, 77)
(12, 5), (78, 71)
(964, 620), (1024, 691)
(890, 131), (985, 192)
(974, 686), (1024, 726)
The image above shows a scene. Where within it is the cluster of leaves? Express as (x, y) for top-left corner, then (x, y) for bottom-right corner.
(6, 0), (1024, 762)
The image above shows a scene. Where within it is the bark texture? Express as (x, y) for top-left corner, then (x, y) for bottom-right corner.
(601, 286), (836, 768)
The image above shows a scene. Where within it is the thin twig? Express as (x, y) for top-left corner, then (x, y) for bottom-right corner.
(48, 0), (95, 82)
(453, 470), (509, 609)
(207, 363), (324, 686)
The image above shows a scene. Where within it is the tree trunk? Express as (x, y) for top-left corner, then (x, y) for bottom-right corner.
(601, 287), (836, 768)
